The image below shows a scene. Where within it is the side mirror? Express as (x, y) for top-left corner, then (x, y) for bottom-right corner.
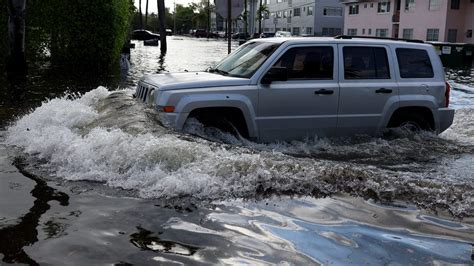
(261, 67), (288, 85)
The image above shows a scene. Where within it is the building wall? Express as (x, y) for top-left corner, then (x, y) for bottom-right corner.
(462, 1), (474, 43)
(398, 0), (448, 41)
(343, 0), (394, 37)
(314, 0), (345, 36)
(260, 0), (344, 36)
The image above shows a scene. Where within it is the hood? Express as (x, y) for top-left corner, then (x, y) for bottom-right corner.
(140, 72), (251, 91)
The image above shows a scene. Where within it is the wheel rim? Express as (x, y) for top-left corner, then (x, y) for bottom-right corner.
(399, 121), (422, 132)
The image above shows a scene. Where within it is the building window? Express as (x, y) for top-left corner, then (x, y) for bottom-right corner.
(467, 30), (473, 38)
(323, 7), (343, 16)
(364, 4), (368, 8)
(451, 0), (460, 9)
(362, 28), (366, 35)
(377, 2), (391, 13)
(368, 28), (372, 35)
(447, 29), (457, 42)
(405, 0), (415, 10)
(292, 27), (300, 36)
(348, 4), (359, 14)
(307, 6), (314, 15)
(322, 27), (341, 36)
(271, 12), (275, 17)
(264, 11), (270, 19)
(276, 11), (282, 18)
(426, 28), (439, 41)
(429, 0), (441, 10)
(277, 0), (283, 3)
(283, 10), (288, 18)
(306, 27), (313, 35)
(396, 48), (434, 78)
(294, 8), (301, 16)
(347, 28), (358, 36)
(343, 47), (391, 79)
(402, 28), (414, 39)
(370, 3), (374, 7)
(376, 29), (389, 37)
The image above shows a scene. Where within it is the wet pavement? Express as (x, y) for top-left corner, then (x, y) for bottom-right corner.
(0, 37), (473, 264)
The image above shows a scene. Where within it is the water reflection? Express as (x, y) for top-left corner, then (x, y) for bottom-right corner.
(130, 226), (199, 256)
(0, 158), (69, 265)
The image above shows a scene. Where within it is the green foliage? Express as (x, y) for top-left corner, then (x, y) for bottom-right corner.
(25, 0), (134, 69)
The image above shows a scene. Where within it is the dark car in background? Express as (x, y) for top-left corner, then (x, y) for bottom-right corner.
(132, 29), (160, 40)
(260, 32), (275, 38)
(231, 32), (250, 40)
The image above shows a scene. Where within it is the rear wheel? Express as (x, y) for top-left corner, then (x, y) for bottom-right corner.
(388, 112), (433, 132)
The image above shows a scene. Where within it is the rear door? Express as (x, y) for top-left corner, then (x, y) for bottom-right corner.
(337, 44), (399, 135)
(257, 44), (339, 141)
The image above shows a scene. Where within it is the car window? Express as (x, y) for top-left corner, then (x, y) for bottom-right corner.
(343, 47), (390, 79)
(396, 48), (434, 78)
(273, 46), (334, 80)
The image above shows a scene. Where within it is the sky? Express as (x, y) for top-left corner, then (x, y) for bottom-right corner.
(134, 0), (197, 13)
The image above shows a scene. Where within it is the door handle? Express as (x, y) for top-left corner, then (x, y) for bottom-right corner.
(375, 88), (392, 94)
(314, 89), (334, 95)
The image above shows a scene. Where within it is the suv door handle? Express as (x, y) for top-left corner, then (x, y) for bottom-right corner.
(375, 88), (392, 94)
(314, 89), (334, 95)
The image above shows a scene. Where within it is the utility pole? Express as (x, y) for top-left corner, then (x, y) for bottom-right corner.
(173, 1), (176, 34)
(244, 0), (248, 35)
(207, 0), (210, 37)
(7, 0), (27, 74)
(258, 0), (262, 34)
(157, 0), (167, 52)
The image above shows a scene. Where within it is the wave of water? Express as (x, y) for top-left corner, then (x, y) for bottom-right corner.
(5, 87), (474, 217)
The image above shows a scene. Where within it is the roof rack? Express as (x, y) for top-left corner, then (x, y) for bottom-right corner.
(334, 35), (424, 43)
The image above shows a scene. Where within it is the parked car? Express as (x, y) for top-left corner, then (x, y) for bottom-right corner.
(275, 31), (292, 37)
(166, 29), (173, 36)
(193, 29), (217, 38)
(232, 32), (250, 40)
(131, 29), (160, 40)
(135, 36), (454, 142)
(260, 32), (276, 38)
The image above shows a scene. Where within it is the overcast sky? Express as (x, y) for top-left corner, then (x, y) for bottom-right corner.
(134, 0), (197, 13)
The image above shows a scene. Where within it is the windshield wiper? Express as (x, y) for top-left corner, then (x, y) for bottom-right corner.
(208, 67), (228, 76)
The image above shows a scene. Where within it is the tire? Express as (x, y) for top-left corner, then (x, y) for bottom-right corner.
(390, 113), (433, 132)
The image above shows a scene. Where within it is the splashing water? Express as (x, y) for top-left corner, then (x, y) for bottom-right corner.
(5, 87), (474, 217)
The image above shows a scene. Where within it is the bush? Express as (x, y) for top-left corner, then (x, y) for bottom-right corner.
(3, 0), (134, 70)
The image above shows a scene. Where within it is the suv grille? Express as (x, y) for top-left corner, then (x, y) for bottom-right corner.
(135, 83), (155, 103)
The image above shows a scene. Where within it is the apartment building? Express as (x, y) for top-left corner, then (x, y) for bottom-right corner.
(342, 0), (474, 43)
(259, 0), (345, 36)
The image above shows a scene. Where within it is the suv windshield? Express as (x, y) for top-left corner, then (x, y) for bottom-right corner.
(210, 42), (280, 78)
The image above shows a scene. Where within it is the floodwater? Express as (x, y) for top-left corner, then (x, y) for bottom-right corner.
(0, 37), (473, 265)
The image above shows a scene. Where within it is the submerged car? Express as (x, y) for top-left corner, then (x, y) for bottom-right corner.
(135, 36), (454, 142)
(132, 29), (160, 40)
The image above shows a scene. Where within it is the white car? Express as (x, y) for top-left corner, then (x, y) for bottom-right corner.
(136, 36), (454, 142)
(275, 31), (292, 37)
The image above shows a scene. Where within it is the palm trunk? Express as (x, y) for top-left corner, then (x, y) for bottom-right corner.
(7, 0), (27, 74)
(157, 0), (167, 52)
(139, 0), (143, 29)
(258, 0), (262, 34)
(145, 0), (149, 30)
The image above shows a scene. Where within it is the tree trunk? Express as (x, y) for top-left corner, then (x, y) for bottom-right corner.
(145, 0), (148, 30)
(157, 0), (167, 52)
(7, 0), (27, 74)
(139, 0), (143, 29)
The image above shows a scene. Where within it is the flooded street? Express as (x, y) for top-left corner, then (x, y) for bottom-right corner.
(0, 37), (473, 264)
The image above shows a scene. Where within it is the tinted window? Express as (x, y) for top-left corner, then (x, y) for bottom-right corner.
(396, 48), (434, 78)
(273, 47), (334, 80)
(343, 47), (390, 79)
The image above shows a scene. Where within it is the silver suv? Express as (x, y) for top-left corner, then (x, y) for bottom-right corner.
(136, 36), (454, 142)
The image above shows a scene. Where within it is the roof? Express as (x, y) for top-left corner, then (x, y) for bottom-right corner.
(251, 36), (431, 48)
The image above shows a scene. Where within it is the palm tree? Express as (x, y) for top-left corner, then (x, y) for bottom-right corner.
(257, 2), (269, 34)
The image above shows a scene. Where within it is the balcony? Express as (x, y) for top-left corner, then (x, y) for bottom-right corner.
(392, 11), (400, 23)
(339, 0), (372, 4)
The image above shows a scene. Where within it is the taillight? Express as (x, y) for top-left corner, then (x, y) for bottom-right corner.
(445, 81), (451, 108)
